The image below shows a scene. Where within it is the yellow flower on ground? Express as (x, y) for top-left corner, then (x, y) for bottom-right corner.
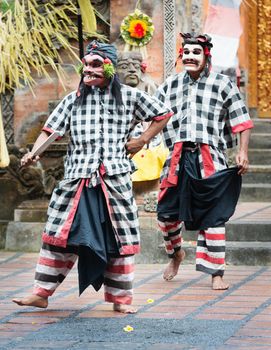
(123, 325), (134, 332)
(147, 298), (154, 304)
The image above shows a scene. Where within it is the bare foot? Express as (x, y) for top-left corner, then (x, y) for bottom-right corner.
(163, 249), (186, 281)
(12, 295), (48, 308)
(212, 276), (229, 290)
(113, 303), (137, 314)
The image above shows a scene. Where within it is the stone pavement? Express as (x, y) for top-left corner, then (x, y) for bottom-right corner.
(1, 253), (271, 349)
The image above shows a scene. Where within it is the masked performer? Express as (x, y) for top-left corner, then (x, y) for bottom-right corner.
(156, 33), (253, 290)
(13, 41), (172, 312)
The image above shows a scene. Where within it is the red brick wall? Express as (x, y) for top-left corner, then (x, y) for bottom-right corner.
(14, 47), (80, 146)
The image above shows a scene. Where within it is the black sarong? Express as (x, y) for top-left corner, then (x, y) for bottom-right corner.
(157, 149), (242, 230)
(68, 185), (119, 295)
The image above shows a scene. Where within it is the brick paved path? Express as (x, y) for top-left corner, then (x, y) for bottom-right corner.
(1, 252), (271, 349)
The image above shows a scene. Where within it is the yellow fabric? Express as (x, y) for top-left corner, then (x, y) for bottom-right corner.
(0, 101), (10, 168)
(131, 143), (169, 182)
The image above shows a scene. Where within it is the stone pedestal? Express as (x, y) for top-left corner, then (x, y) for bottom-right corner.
(5, 199), (48, 252)
(13, 199), (48, 223)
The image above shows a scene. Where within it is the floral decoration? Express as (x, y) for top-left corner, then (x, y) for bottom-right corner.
(103, 58), (116, 79)
(123, 325), (134, 332)
(120, 9), (154, 47)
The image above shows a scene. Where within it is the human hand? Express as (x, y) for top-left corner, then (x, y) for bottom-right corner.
(125, 138), (145, 158)
(235, 150), (249, 175)
(20, 152), (40, 168)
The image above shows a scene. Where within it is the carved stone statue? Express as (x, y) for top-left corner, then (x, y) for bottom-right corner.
(117, 51), (157, 95)
(92, 0), (110, 22)
(117, 50), (160, 212)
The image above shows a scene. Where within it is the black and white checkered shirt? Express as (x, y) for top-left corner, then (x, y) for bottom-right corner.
(155, 71), (253, 151)
(43, 84), (172, 178)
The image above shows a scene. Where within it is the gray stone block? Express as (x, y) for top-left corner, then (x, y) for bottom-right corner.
(240, 184), (271, 201)
(5, 222), (44, 252)
(226, 221), (271, 241)
(225, 241), (271, 265)
(249, 133), (271, 149)
(249, 149), (271, 165)
(243, 166), (271, 184)
(252, 119), (271, 133)
(14, 209), (47, 222)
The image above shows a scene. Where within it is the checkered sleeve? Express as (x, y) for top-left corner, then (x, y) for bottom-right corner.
(42, 92), (76, 137)
(222, 78), (254, 134)
(154, 82), (167, 104)
(134, 90), (173, 122)
(154, 77), (179, 151)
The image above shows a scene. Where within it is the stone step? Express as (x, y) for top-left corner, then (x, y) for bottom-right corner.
(136, 225), (271, 265)
(225, 241), (271, 266)
(13, 200), (48, 222)
(137, 226), (271, 265)
(243, 165), (271, 184)
(251, 119), (271, 133)
(249, 149), (271, 165)
(139, 214), (271, 242)
(240, 184), (271, 201)
(137, 207), (271, 265)
(249, 133), (271, 148)
(182, 222), (271, 241)
(143, 241), (271, 266)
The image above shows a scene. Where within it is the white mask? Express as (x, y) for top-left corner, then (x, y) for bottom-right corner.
(182, 44), (205, 74)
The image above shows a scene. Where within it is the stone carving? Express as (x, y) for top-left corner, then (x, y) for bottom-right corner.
(5, 145), (64, 198)
(163, 0), (176, 78)
(117, 51), (157, 94)
(92, 0), (110, 37)
(191, 0), (204, 33)
(117, 50), (159, 212)
(92, 0), (110, 22)
(42, 159), (64, 195)
(1, 92), (14, 144)
(6, 146), (44, 199)
(143, 191), (158, 212)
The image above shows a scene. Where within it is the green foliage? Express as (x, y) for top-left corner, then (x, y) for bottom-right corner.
(0, 0), (15, 13)
(76, 63), (84, 76)
(0, 0), (105, 93)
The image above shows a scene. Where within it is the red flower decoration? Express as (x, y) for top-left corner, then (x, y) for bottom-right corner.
(141, 62), (147, 73)
(204, 47), (211, 56)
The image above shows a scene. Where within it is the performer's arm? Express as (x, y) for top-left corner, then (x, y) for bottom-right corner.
(236, 128), (251, 175)
(20, 130), (51, 167)
(126, 116), (170, 158)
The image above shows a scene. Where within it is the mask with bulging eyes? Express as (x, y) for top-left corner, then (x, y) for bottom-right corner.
(82, 54), (108, 88)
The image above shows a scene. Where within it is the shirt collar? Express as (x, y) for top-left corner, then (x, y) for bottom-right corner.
(88, 80), (112, 94)
(184, 69), (207, 84)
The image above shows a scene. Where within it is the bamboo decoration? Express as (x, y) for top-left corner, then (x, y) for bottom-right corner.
(78, 0), (97, 34)
(0, 96), (9, 168)
(0, 0), (105, 167)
